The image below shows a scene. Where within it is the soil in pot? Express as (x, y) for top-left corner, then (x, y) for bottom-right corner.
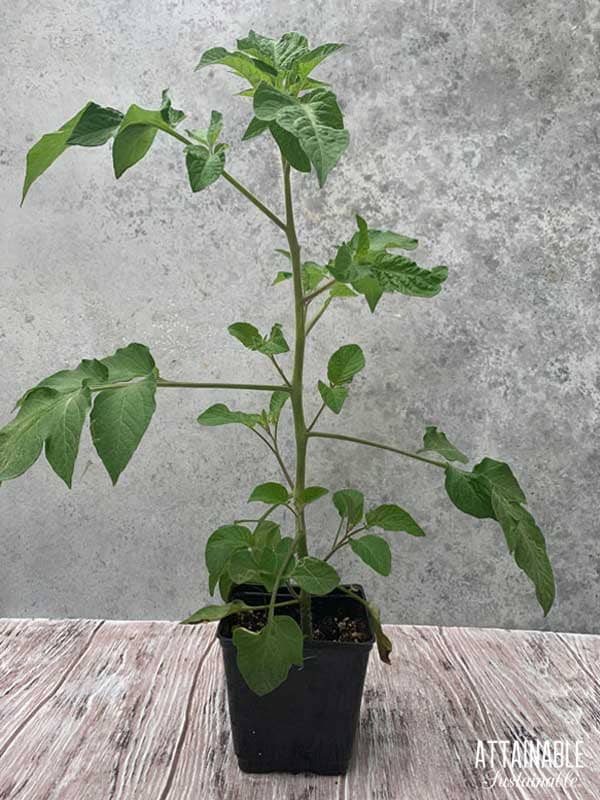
(218, 584), (374, 775)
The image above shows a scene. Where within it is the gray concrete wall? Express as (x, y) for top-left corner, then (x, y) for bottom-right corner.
(1, 0), (598, 631)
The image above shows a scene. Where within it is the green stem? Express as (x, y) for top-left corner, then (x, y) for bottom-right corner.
(282, 159), (312, 638)
(244, 598), (299, 612)
(250, 428), (294, 489)
(304, 279), (336, 305)
(269, 355), (292, 387)
(323, 525), (367, 561)
(309, 430), (447, 469)
(307, 402), (326, 432)
(305, 299), (331, 336)
(223, 171), (287, 232)
(155, 379), (289, 392)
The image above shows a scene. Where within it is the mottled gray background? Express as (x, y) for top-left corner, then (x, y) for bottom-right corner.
(1, 0), (598, 631)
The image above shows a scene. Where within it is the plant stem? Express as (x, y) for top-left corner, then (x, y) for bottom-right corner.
(323, 525), (366, 561)
(304, 279), (336, 305)
(282, 159), (312, 638)
(222, 171), (287, 232)
(155, 379), (289, 392)
(307, 402), (326, 432)
(250, 428), (294, 489)
(305, 299), (331, 336)
(269, 355), (291, 387)
(244, 598), (299, 612)
(309, 430), (448, 469)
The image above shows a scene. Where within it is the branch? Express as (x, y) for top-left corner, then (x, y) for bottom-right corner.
(269, 355), (291, 387)
(222, 171), (287, 232)
(304, 279), (336, 305)
(307, 402), (326, 432)
(155, 378), (289, 393)
(251, 428), (294, 489)
(309, 431), (447, 469)
(305, 298), (331, 336)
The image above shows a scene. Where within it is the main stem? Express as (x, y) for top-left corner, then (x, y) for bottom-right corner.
(282, 160), (312, 638)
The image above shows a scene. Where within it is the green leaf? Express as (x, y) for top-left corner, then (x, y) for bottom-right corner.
(317, 381), (348, 414)
(99, 342), (156, 382)
(228, 322), (289, 355)
(491, 492), (555, 615)
(160, 90), (185, 126)
(186, 145), (225, 191)
(269, 122), (311, 172)
(66, 103), (123, 147)
(205, 524), (252, 592)
(44, 386), (92, 487)
(369, 253), (448, 298)
(302, 262), (328, 291)
(273, 271), (292, 285)
(349, 223), (418, 254)
(233, 615), (303, 695)
(253, 520), (281, 549)
(355, 214), (370, 259)
(242, 116), (270, 141)
(445, 465), (495, 519)
(90, 374), (156, 485)
(292, 557), (339, 595)
(329, 283), (357, 298)
(420, 426), (468, 464)
(195, 47), (274, 88)
(197, 403), (262, 429)
(227, 546), (266, 585)
(350, 535), (392, 576)
(219, 574), (233, 602)
(299, 486), (329, 505)
(237, 31), (309, 72)
(366, 504), (426, 537)
(327, 344), (365, 386)
(22, 102), (92, 204)
(474, 458), (526, 503)
(112, 97), (186, 179)
(268, 391), (289, 424)
(182, 599), (249, 624)
(332, 489), (364, 527)
(296, 43), (345, 79)
(248, 482), (289, 504)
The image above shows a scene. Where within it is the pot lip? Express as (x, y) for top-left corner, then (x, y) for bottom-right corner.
(217, 583), (375, 649)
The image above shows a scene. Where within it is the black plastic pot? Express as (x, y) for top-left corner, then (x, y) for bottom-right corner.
(217, 584), (374, 775)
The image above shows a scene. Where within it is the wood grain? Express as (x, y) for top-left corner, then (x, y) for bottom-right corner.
(0, 619), (598, 799)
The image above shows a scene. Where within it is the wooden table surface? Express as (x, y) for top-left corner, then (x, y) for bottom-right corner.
(0, 619), (598, 799)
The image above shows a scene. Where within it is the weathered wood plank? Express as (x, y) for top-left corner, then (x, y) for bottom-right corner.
(0, 620), (598, 799)
(0, 620), (214, 799)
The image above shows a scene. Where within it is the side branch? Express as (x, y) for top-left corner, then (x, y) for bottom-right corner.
(222, 171), (287, 232)
(156, 379), (289, 392)
(308, 430), (447, 469)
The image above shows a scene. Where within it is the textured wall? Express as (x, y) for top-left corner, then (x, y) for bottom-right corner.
(1, 0), (598, 631)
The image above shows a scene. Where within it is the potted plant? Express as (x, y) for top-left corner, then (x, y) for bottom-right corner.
(4, 29), (555, 775)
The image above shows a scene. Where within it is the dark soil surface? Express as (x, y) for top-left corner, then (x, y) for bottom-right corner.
(232, 606), (371, 643)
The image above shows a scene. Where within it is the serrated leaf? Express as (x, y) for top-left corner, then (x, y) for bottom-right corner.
(228, 322), (289, 355)
(90, 374), (156, 485)
(327, 344), (365, 386)
(248, 482), (289, 504)
(420, 426), (468, 464)
(259, 323), (290, 355)
(317, 381), (348, 414)
(299, 486), (329, 505)
(22, 102), (92, 204)
(205, 524), (252, 592)
(66, 103), (123, 147)
(233, 615), (303, 695)
(197, 403), (262, 429)
(350, 535), (392, 576)
(445, 465), (495, 519)
(112, 98), (186, 179)
(332, 489), (364, 527)
(366, 504), (426, 537)
(370, 253), (448, 297)
(292, 557), (339, 595)
(182, 599), (249, 624)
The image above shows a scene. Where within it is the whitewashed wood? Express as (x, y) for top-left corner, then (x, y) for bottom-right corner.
(0, 619), (598, 799)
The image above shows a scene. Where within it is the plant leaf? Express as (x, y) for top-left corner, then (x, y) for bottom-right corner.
(445, 465), (495, 519)
(350, 535), (392, 576)
(296, 43), (345, 79)
(273, 271), (292, 285)
(205, 524), (252, 593)
(369, 253), (448, 297)
(268, 391), (289, 423)
(332, 489), (364, 527)
(366, 504), (426, 537)
(22, 102), (92, 204)
(195, 47), (274, 88)
(186, 145), (225, 191)
(473, 458), (526, 503)
(269, 122), (311, 172)
(197, 403), (262, 429)
(99, 343), (156, 382)
(248, 482), (289, 504)
(317, 381), (348, 414)
(44, 386), (92, 487)
(299, 486), (329, 505)
(112, 98), (186, 178)
(90, 374), (156, 485)
(420, 426), (468, 464)
(66, 103), (124, 147)
(237, 31), (309, 72)
(253, 520), (281, 548)
(242, 116), (270, 141)
(228, 322), (289, 355)
(292, 557), (339, 595)
(327, 344), (365, 386)
(366, 602), (392, 664)
(182, 599), (249, 624)
(233, 615), (303, 695)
